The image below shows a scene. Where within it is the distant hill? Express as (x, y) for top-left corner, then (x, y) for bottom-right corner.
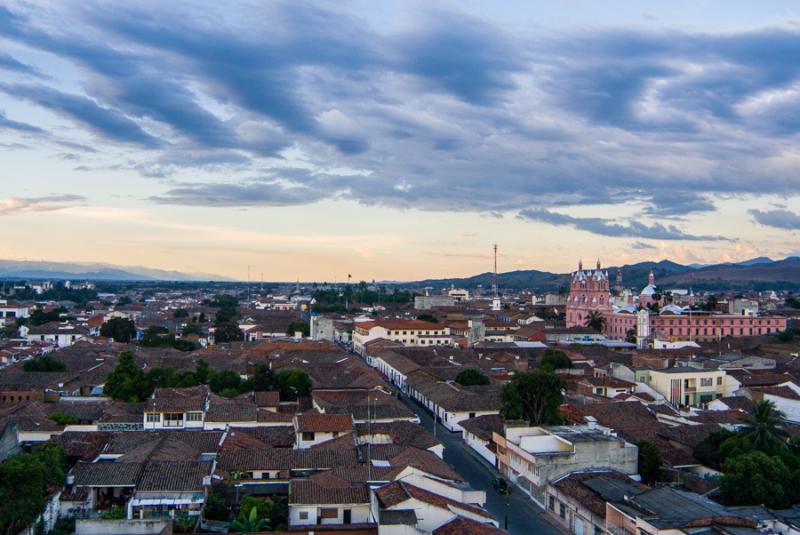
(414, 257), (800, 292)
(0, 259), (230, 281)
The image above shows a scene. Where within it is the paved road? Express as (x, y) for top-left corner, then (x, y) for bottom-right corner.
(401, 396), (561, 535)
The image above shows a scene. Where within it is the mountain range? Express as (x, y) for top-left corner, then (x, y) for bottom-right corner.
(414, 256), (800, 292)
(0, 259), (230, 281)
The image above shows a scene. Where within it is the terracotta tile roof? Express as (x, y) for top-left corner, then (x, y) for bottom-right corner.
(359, 320), (446, 331)
(459, 414), (504, 442)
(712, 396), (753, 411)
(755, 386), (800, 401)
(289, 472), (370, 505)
(553, 471), (648, 519)
(312, 390), (415, 421)
(218, 447), (358, 472)
(376, 481), (493, 520)
(296, 412), (354, 433)
(433, 516), (507, 535)
(355, 421), (440, 450)
(72, 461), (143, 486)
(137, 460), (212, 491)
(146, 385), (209, 413)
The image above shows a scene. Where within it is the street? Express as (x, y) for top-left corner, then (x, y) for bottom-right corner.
(400, 396), (561, 535)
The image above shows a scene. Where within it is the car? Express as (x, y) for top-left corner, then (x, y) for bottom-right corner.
(492, 477), (510, 494)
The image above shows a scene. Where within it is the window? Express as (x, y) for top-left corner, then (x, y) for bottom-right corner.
(700, 378), (713, 387)
(186, 412), (203, 421)
(717, 376), (723, 385)
(549, 496), (555, 511)
(163, 413), (184, 427)
(299, 512), (308, 520)
(146, 413), (161, 423)
(559, 503), (566, 519)
(319, 508), (338, 520)
(302, 432), (315, 441)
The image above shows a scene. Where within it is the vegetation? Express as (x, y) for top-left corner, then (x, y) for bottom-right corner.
(11, 284), (96, 307)
(636, 440), (664, 484)
(103, 351), (311, 401)
(214, 322), (243, 343)
(23, 355), (67, 372)
(28, 306), (70, 326)
(98, 506), (126, 520)
(778, 328), (799, 343)
(583, 310), (606, 332)
(538, 349), (572, 372)
(48, 412), (80, 426)
(285, 321), (310, 337)
(203, 491), (229, 521)
(693, 400), (800, 508)
(173, 308), (190, 318)
(230, 496), (288, 533)
(311, 284), (415, 313)
(0, 445), (66, 534)
(416, 312), (438, 323)
(140, 325), (199, 351)
(454, 368), (490, 386)
(500, 369), (565, 425)
(100, 317), (136, 343)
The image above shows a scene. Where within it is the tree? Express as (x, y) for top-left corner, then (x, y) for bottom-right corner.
(203, 491), (229, 521)
(230, 505), (268, 534)
(584, 310), (606, 333)
(720, 451), (795, 508)
(694, 429), (737, 469)
(244, 364), (277, 392)
(100, 317), (136, 343)
(285, 321), (310, 337)
(455, 368), (490, 386)
(276, 368), (312, 400)
(23, 355), (67, 372)
(214, 322), (243, 343)
(636, 440), (664, 484)
(103, 351), (148, 402)
(538, 349), (572, 372)
(208, 369), (243, 395)
(49, 412), (80, 426)
(416, 313), (438, 323)
(173, 308), (189, 318)
(500, 370), (564, 425)
(778, 328), (797, 343)
(741, 400), (788, 454)
(195, 359), (210, 384)
(0, 445), (66, 535)
(704, 294), (719, 312)
(116, 296), (133, 307)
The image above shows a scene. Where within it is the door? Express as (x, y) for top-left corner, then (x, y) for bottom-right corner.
(343, 509), (352, 524)
(574, 517), (584, 535)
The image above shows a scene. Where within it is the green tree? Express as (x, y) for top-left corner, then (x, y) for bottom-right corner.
(195, 359), (210, 384)
(0, 445), (66, 535)
(276, 368), (312, 400)
(100, 317), (136, 343)
(203, 491), (229, 521)
(49, 412), (80, 426)
(694, 429), (737, 469)
(720, 451), (795, 508)
(538, 349), (572, 372)
(28, 306), (69, 326)
(704, 294), (719, 312)
(636, 440), (664, 484)
(173, 308), (189, 318)
(500, 370), (564, 425)
(99, 506), (126, 519)
(454, 368), (490, 386)
(208, 369), (243, 395)
(285, 321), (310, 337)
(103, 351), (148, 402)
(584, 310), (606, 332)
(741, 399), (788, 454)
(416, 313), (438, 323)
(23, 355), (67, 372)
(214, 322), (243, 343)
(244, 364), (277, 392)
(230, 505), (268, 534)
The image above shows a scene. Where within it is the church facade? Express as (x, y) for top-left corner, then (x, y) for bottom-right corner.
(566, 260), (788, 343)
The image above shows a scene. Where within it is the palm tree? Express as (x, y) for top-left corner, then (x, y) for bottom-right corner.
(584, 311), (606, 333)
(741, 399), (788, 453)
(230, 506), (268, 534)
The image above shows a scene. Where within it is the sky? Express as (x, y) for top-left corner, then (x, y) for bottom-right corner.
(1, 0), (799, 281)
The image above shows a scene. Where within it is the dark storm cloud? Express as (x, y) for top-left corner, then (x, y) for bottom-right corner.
(0, 2), (798, 241)
(518, 208), (730, 241)
(750, 209), (800, 230)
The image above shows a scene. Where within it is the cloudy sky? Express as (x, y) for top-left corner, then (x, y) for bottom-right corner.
(2, 1), (799, 281)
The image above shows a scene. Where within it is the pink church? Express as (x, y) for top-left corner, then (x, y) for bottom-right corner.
(566, 260), (788, 342)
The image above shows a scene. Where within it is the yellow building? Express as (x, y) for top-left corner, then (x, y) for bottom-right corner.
(648, 368), (726, 407)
